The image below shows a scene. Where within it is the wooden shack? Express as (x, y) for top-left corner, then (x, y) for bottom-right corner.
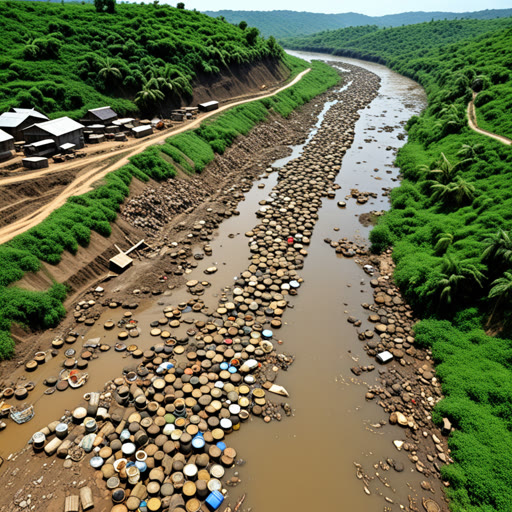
(132, 125), (153, 138)
(0, 110), (48, 140)
(23, 138), (57, 157)
(81, 106), (118, 126)
(171, 110), (185, 122)
(113, 118), (138, 130)
(198, 101), (219, 113)
(0, 128), (14, 161)
(23, 156), (49, 169)
(23, 117), (85, 149)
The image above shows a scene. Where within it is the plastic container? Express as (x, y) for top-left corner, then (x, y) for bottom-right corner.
(205, 490), (224, 511)
(55, 422), (69, 439)
(192, 432), (205, 450)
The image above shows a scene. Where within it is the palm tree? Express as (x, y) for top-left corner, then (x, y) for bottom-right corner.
(432, 255), (485, 308)
(434, 232), (454, 255)
(488, 271), (512, 325)
(431, 177), (475, 207)
(482, 229), (512, 268)
(98, 57), (122, 84)
(457, 143), (483, 162)
(428, 152), (458, 184)
(158, 65), (192, 96)
(134, 77), (165, 109)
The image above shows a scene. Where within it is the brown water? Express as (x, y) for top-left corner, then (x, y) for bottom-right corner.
(0, 54), (428, 510)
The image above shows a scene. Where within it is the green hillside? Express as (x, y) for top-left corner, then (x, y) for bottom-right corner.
(0, 1), (283, 118)
(286, 18), (512, 512)
(283, 17), (512, 65)
(205, 9), (512, 38)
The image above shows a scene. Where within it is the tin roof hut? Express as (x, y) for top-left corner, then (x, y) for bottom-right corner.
(0, 110), (49, 140)
(23, 117), (85, 149)
(82, 106), (118, 126)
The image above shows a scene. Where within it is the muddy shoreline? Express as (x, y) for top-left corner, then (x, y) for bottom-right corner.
(0, 60), (448, 512)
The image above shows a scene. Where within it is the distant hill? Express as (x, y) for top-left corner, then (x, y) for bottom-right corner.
(281, 17), (512, 63)
(204, 9), (512, 38)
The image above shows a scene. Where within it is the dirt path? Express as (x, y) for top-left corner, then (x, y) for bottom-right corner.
(467, 92), (512, 145)
(0, 69), (310, 245)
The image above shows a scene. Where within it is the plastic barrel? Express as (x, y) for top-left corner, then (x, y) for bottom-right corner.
(205, 491), (224, 511)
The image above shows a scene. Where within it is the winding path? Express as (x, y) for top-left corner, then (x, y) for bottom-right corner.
(467, 92), (512, 146)
(0, 69), (310, 245)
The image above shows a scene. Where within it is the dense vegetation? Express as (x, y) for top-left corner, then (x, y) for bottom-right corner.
(205, 9), (512, 38)
(0, 58), (340, 360)
(287, 18), (512, 512)
(283, 17), (512, 66)
(0, 1), (283, 117)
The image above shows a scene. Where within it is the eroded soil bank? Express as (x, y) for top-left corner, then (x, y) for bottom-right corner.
(0, 57), (450, 512)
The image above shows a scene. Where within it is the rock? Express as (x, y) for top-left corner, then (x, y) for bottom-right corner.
(442, 417), (452, 435)
(393, 440), (404, 451)
(351, 367), (362, 376)
(393, 461), (404, 472)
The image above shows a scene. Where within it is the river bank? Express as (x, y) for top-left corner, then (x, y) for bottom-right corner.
(0, 57), (447, 512)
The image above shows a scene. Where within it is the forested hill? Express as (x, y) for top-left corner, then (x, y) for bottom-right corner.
(204, 9), (512, 38)
(285, 16), (512, 512)
(0, 1), (283, 118)
(282, 17), (512, 63)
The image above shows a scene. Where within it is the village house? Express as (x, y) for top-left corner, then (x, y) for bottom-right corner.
(23, 116), (85, 150)
(0, 128), (15, 161)
(81, 106), (118, 126)
(0, 109), (48, 140)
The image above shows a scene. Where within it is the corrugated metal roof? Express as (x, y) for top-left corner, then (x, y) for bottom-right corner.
(0, 129), (13, 143)
(31, 117), (84, 137)
(0, 112), (32, 128)
(29, 138), (55, 148)
(23, 157), (48, 162)
(113, 118), (135, 126)
(11, 108), (48, 120)
(132, 125), (152, 133)
(59, 143), (76, 151)
(88, 106), (117, 121)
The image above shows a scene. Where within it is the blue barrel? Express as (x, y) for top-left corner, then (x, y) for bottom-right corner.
(205, 490), (224, 510)
(220, 362), (229, 371)
(216, 441), (226, 452)
(262, 329), (273, 339)
(192, 432), (205, 450)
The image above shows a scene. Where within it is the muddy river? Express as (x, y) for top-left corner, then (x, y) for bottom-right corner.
(0, 53), (427, 510)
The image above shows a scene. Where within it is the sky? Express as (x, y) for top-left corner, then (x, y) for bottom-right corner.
(176, 0), (512, 16)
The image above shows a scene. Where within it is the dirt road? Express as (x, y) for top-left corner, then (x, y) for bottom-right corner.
(0, 69), (310, 245)
(467, 92), (512, 146)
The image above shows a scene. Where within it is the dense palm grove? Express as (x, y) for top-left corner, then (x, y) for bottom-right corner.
(285, 18), (512, 512)
(0, 1), (282, 117)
